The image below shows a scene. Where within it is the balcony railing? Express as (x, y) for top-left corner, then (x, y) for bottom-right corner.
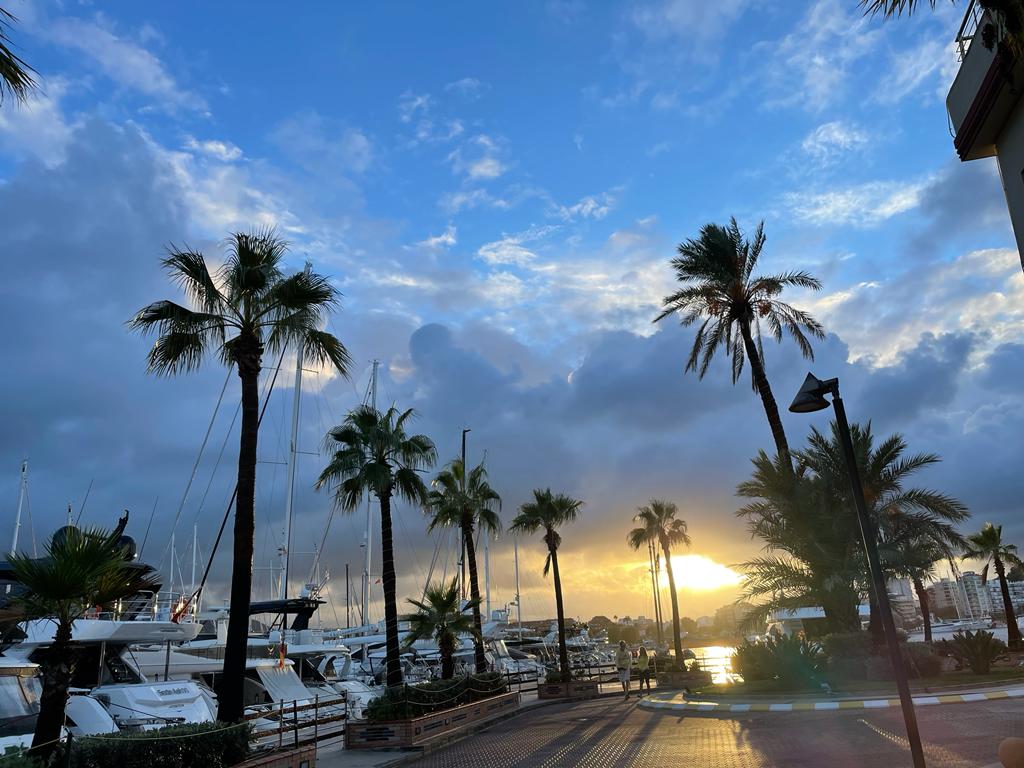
(955, 0), (1005, 62)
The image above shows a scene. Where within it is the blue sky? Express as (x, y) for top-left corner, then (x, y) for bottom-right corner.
(1, 0), (1022, 620)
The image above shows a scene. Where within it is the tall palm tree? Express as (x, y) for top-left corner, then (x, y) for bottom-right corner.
(963, 523), (1024, 649)
(317, 405), (437, 687)
(404, 579), (480, 680)
(510, 489), (582, 681)
(0, 8), (36, 106)
(425, 458), (501, 674)
(655, 218), (824, 469)
(627, 500), (691, 664)
(130, 230), (350, 721)
(9, 524), (160, 759)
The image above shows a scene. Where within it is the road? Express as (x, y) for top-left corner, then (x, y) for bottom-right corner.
(404, 695), (1024, 767)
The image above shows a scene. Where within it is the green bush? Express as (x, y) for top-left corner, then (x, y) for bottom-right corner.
(0, 747), (44, 768)
(940, 630), (1008, 675)
(67, 721), (250, 768)
(365, 673), (508, 722)
(732, 635), (824, 685)
(904, 642), (942, 678)
(732, 640), (773, 682)
(822, 632), (942, 681)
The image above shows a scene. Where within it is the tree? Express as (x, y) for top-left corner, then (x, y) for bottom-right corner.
(425, 458), (501, 674)
(130, 230), (350, 721)
(963, 523), (1024, 649)
(737, 422), (969, 637)
(510, 489), (582, 681)
(655, 218), (823, 469)
(9, 524), (160, 758)
(0, 8), (36, 106)
(404, 579), (480, 679)
(862, 1), (1024, 57)
(627, 500), (692, 665)
(887, 536), (951, 643)
(317, 405), (436, 687)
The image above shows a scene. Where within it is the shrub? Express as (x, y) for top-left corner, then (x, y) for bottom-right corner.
(732, 640), (773, 682)
(67, 721), (249, 768)
(0, 747), (44, 768)
(365, 673), (508, 722)
(939, 630), (1008, 675)
(904, 642), (942, 678)
(732, 635), (824, 686)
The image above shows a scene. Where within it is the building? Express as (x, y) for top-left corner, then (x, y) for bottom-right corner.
(961, 571), (994, 618)
(928, 578), (964, 615)
(714, 602), (755, 634)
(947, 3), (1024, 266)
(988, 579), (1024, 614)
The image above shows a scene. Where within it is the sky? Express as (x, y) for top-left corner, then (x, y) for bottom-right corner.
(1, 0), (1022, 626)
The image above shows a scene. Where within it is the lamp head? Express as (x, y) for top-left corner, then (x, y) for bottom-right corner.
(789, 372), (836, 414)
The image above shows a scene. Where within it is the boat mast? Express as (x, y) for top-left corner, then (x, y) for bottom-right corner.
(514, 538), (522, 636)
(10, 460), (27, 556)
(484, 530), (491, 620)
(362, 360), (379, 626)
(281, 346), (304, 601)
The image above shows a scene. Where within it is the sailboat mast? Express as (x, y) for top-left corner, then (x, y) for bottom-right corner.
(10, 460), (27, 556)
(484, 532), (491, 619)
(362, 359), (379, 626)
(514, 538), (522, 635)
(281, 347), (304, 601)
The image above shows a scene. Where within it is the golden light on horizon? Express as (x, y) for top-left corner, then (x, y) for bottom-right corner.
(659, 555), (743, 592)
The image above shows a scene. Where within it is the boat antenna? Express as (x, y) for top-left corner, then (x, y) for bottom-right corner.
(74, 478), (94, 526)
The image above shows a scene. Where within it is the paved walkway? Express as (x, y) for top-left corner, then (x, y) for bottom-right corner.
(396, 695), (1024, 767)
(639, 685), (1024, 714)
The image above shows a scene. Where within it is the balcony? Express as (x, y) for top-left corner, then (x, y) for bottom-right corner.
(945, 0), (1024, 160)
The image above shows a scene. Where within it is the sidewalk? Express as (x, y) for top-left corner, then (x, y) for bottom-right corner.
(638, 683), (1024, 714)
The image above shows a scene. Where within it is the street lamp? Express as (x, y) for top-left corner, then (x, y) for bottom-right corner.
(789, 373), (927, 768)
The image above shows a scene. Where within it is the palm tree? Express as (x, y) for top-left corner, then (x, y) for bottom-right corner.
(654, 218), (824, 469)
(510, 489), (582, 681)
(627, 500), (691, 665)
(317, 405), (437, 687)
(887, 536), (951, 643)
(130, 230), (350, 721)
(9, 524), (160, 758)
(737, 422), (969, 637)
(425, 458), (501, 674)
(863, 1), (1024, 56)
(0, 8), (36, 106)
(404, 579), (480, 679)
(963, 523), (1024, 649)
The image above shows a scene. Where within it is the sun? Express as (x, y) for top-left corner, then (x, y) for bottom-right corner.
(657, 555), (743, 592)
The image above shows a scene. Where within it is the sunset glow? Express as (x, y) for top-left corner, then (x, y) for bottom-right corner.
(660, 555), (744, 592)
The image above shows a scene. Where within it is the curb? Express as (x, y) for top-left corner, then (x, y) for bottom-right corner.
(637, 687), (1024, 714)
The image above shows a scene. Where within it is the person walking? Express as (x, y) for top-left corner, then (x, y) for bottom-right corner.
(637, 646), (652, 696)
(616, 640), (633, 700)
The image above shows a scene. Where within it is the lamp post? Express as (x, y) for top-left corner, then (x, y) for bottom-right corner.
(789, 372), (926, 768)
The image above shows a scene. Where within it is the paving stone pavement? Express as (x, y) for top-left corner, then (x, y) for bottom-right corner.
(402, 694), (1024, 767)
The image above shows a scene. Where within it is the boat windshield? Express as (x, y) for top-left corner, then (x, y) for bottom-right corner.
(0, 675), (39, 736)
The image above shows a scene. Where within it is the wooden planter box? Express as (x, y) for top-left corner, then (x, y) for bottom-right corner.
(537, 679), (601, 700)
(657, 669), (713, 689)
(238, 746), (315, 768)
(345, 692), (520, 750)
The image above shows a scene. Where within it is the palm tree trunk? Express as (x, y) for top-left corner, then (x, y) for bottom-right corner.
(29, 620), (74, 759)
(440, 633), (455, 680)
(218, 339), (261, 722)
(380, 491), (403, 687)
(549, 544), (571, 681)
(994, 556), (1022, 649)
(913, 578), (932, 643)
(868, 593), (885, 648)
(462, 519), (488, 674)
(660, 538), (684, 664)
(739, 321), (791, 470)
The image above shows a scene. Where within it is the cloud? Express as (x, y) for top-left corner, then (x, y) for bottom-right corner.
(801, 121), (870, 165)
(477, 234), (540, 267)
(184, 137), (242, 163)
(397, 90), (463, 145)
(416, 224), (457, 250)
(270, 111), (374, 175)
(447, 135), (506, 180)
(42, 14), (207, 112)
(555, 192), (617, 221)
(631, 0), (750, 49)
(444, 77), (487, 98)
(874, 36), (959, 105)
(784, 178), (928, 226)
(0, 79), (75, 166)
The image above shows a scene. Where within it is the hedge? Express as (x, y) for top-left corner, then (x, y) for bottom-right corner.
(67, 721), (250, 768)
(366, 673), (507, 722)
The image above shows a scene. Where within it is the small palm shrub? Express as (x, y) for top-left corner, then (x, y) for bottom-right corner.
(940, 630), (1007, 675)
(732, 635), (824, 685)
(732, 640), (773, 682)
